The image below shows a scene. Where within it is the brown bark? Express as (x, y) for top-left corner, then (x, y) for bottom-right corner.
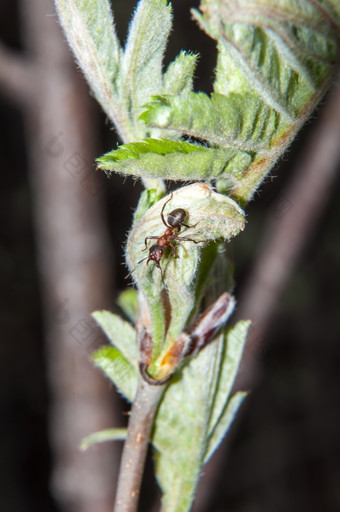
(0, 0), (121, 510)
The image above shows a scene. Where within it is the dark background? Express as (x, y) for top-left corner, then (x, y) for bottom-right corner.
(1, 1), (340, 511)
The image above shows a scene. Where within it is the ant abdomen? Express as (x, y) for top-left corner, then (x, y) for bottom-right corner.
(167, 208), (187, 229)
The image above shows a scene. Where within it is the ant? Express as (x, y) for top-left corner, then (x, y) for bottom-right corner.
(126, 194), (204, 284)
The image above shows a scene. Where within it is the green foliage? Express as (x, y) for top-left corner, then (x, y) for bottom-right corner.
(117, 288), (139, 324)
(54, 0), (125, 136)
(97, 137), (252, 183)
(55, 0), (198, 145)
(96, 0), (340, 203)
(92, 311), (138, 401)
(190, 0), (340, 201)
(153, 321), (249, 511)
(140, 92), (280, 150)
(118, 0), (172, 139)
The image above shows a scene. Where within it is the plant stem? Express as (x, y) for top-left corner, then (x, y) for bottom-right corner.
(114, 374), (166, 512)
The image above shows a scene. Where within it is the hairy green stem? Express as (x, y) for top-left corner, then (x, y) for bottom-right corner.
(114, 375), (166, 512)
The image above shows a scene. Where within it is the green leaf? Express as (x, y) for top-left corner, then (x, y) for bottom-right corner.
(91, 311), (138, 400)
(151, 320), (249, 512)
(133, 187), (166, 224)
(142, 92), (282, 150)
(206, 320), (250, 439)
(80, 428), (127, 451)
(92, 310), (138, 365)
(125, 184), (245, 366)
(119, 0), (172, 138)
(191, 0), (340, 202)
(204, 320), (251, 461)
(54, 0), (128, 138)
(97, 138), (252, 182)
(117, 288), (139, 324)
(92, 346), (137, 402)
(204, 390), (246, 463)
(114, 0), (339, 200)
(162, 51), (198, 96)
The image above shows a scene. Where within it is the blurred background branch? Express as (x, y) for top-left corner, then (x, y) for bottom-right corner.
(0, 41), (34, 103)
(0, 0), (122, 510)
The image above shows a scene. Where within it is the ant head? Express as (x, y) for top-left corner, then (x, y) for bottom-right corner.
(148, 244), (164, 263)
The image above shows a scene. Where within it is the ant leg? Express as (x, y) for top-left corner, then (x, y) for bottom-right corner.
(143, 236), (159, 250)
(160, 193), (173, 228)
(155, 259), (166, 285)
(174, 236), (207, 244)
(169, 242), (178, 258)
(181, 221), (199, 229)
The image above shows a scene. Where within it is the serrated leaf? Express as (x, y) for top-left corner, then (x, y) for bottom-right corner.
(119, 0), (172, 138)
(192, 0), (340, 202)
(151, 320), (248, 511)
(97, 138), (252, 182)
(125, 184), (245, 366)
(92, 310), (138, 365)
(80, 428), (127, 450)
(92, 346), (137, 402)
(55, 0), (127, 137)
(163, 51), (198, 96)
(141, 92), (282, 150)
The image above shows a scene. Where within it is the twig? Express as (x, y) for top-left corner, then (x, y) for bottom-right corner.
(114, 375), (165, 512)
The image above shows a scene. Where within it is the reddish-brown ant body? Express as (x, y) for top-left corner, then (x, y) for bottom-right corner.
(127, 194), (203, 283)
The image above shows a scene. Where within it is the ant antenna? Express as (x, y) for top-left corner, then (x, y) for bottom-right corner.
(125, 256), (166, 286)
(124, 256), (149, 280)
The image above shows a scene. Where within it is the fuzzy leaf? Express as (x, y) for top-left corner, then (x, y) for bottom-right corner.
(194, 0), (340, 201)
(204, 391), (247, 463)
(119, 0), (172, 138)
(141, 92), (282, 150)
(126, 0), (339, 201)
(54, 0), (127, 137)
(92, 346), (137, 402)
(204, 320), (251, 461)
(133, 187), (166, 224)
(80, 428), (127, 451)
(206, 320), (250, 439)
(125, 184), (245, 366)
(151, 320), (248, 511)
(117, 288), (139, 324)
(92, 310), (138, 365)
(97, 138), (252, 182)
(162, 51), (198, 96)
